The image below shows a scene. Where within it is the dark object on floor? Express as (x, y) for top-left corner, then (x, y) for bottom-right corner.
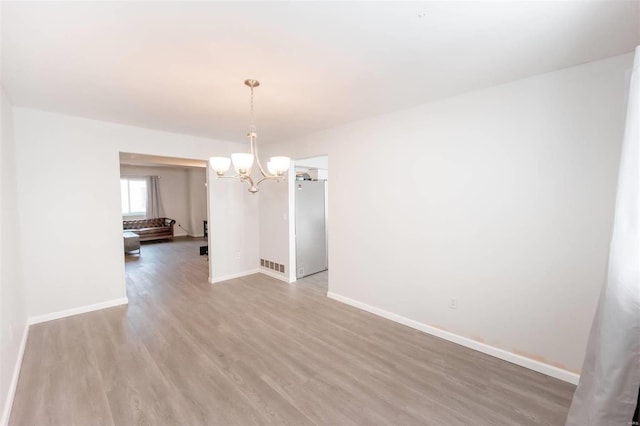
(123, 217), (176, 242)
(200, 245), (208, 256)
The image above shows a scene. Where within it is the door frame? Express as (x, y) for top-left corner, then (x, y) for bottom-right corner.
(289, 155), (329, 283)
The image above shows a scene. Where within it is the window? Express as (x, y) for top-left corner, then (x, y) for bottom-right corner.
(120, 178), (147, 215)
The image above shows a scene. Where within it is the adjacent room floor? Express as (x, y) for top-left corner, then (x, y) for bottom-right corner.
(10, 238), (575, 425)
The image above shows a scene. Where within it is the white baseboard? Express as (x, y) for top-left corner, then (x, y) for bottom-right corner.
(1, 324), (29, 426)
(209, 269), (260, 284)
(259, 268), (294, 283)
(28, 297), (129, 325)
(327, 292), (580, 385)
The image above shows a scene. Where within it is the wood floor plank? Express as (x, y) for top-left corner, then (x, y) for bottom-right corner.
(9, 237), (575, 425)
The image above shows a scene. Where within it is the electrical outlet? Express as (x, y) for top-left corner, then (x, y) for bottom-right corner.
(449, 297), (457, 309)
(235, 251), (241, 260)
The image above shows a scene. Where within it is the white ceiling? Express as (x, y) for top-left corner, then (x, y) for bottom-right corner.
(2, 1), (638, 144)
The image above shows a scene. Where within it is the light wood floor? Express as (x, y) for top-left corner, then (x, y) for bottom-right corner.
(10, 238), (575, 425)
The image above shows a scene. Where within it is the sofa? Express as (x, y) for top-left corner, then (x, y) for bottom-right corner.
(123, 217), (176, 242)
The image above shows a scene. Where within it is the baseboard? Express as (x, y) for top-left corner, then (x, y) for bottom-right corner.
(28, 297), (129, 325)
(1, 324), (29, 426)
(259, 268), (294, 283)
(209, 269), (260, 284)
(327, 292), (580, 385)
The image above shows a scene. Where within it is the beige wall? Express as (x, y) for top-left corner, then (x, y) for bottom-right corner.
(0, 87), (27, 425)
(259, 53), (634, 378)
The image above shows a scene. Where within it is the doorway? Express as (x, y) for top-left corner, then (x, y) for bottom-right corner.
(294, 155), (328, 285)
(118, 152), (209, 282)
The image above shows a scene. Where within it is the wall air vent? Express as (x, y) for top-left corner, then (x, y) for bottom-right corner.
(260, 258), (285, 274)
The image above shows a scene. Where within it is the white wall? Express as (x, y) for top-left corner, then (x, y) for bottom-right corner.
(13, 108), (254, 319)
(259, 53), (633, 376)
(208, 170), (260, 282)
(256, 164), (293, 281)
(0, 87), (27, 425)
(119, 165), (207, 237)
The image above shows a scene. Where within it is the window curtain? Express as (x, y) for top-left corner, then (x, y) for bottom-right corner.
(566, 46), (640, 425)
(146, 176), (165, 219)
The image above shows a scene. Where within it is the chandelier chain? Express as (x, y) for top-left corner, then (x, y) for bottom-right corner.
(250, 85), (255, 131)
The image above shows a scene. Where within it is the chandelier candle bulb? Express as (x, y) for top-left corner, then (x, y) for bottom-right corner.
(231, 153), (254, 175)
(209, 157), (231, 176)
(270, 156), (291, 175)
(209, 79), (291, 193)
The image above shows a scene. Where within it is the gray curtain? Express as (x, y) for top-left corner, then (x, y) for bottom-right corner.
(146, 176), (165, 218)
(566, 46), (640, 425)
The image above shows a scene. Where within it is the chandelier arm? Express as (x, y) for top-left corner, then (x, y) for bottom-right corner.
(255, 175), (280, 187)
(240, 174), (255, 188)
(250, 133), (274, 178)
(219, 174), (256, 188)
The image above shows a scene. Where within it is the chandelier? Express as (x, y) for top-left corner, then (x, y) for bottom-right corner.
(209, 79), (291, 194)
